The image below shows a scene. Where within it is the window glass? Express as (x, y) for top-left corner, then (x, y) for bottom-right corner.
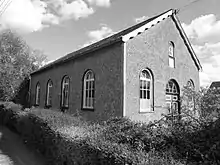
(168, 42), (175, 68)
(83, 70), (95, 109)
(46, 80), (53, 106)
(35, 83), (40, 105)
(61, 76), (70, 108)
(140, 70), (153, 112)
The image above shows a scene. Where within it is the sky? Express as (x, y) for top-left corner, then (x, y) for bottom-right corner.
(0, 0), (220, 87)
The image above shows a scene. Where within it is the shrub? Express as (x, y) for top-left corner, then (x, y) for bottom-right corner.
(0, 102), (23, 131)
(1, 96), (220, 165)
(27, 108), (88, 129)
(0, 101), (22, 111)
(22, 109), (151, 164)
(0, 106), (150, 164)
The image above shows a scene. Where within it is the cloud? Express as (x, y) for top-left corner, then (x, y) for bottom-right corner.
(199, 72), (210, 87)
(193, 44), (214, 86)
(1, 0), (47, 33)
(134, 16), (149, 23)
(0, 0), (113, 33)
(86, 0), (111, 7)
(88, 25), (114, 41)
(182, 14), (220, 44)
(82, 25), (114, 47)
(59, 0), (94, 20)
(199, 62), (220, 87)
(192, 42), (220, 87)
(183, 14), (220, 87)
(0, 0), (59, 33)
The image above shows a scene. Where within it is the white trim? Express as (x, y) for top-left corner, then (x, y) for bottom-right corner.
(28, 76), (31, 106)
(83, 70), (95, 109)
(139, 69), (153, 112)
(168, 41), (174, 58)
(35, 83), (40, 105)
(46, 80), (53, 106)
(61, 76), (70, 107)
(122, 9), (173, 42)
(123, 43), (127, 117)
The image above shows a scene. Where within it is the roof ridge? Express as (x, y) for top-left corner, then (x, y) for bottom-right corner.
(31, 9), (174, 75)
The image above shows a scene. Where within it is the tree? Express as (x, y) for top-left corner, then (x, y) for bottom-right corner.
(0, 29), (47, 101)
(181, 86), (220, 123)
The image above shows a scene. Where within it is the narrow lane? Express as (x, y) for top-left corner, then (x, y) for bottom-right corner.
(0, 126), (46, 165)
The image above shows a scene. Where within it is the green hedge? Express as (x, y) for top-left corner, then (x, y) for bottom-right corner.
(0, 101), (22, 131)
(21, 109), (152, 165)
(2, 102), (219, 164)
(0, 103), (189, 164)
(0, 104), (163, 164)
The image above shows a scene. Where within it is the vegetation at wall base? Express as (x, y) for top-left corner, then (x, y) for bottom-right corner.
(0, 86), (220, 165)
(0, 102), (182, 164)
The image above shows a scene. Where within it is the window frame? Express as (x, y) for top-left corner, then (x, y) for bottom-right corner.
(139, 69), (154, 113)
(82, 70), (95, 110)
(61, 76), (70, 109)
(187, 79), (195, 90)
(165, 79), (180, 116)
(186, 79), (195, 107)
(46, 79), (53, 108)
(166, 80), (179, 95)
(168, 41), (175, 68)
(35, 82), (40, 106)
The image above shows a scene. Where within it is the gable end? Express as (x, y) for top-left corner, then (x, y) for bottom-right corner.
(122, 9), (173, 42)
(171, 13), (202, 71)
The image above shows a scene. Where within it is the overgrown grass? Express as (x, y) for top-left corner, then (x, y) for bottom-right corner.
(0, 102), (219, 164)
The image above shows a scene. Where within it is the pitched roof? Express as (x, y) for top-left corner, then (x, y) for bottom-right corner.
(209, 81), (220, 89)
(31, 9), (201, 75)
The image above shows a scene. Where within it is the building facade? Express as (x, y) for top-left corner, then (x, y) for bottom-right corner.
(30, 9), (202, 122)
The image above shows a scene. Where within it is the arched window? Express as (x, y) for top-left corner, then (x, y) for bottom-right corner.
(61, 76), (70, 108)
(140, 69), (153, 112)
(166, 79), (180, 115)
(83, 70), (95, 109)
(187, 80), (195, 90)
(46, 79), (53, 107)
(35, 82), (40, 105)
(168, 42), (175, 68)
(166, 80), (179, 95)
(186, 79), (195, 106)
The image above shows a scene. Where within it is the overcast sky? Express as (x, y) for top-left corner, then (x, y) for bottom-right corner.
(0, 0), (220, 87)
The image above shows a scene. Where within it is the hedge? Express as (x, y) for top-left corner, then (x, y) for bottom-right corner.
(1, 102), (219, 164)
(0, 104), (163, 165)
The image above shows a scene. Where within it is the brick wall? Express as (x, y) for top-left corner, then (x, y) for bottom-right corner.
(125, 16), (200, 123)
(30, 42), (124, 122)
(30, 16), (200, 123)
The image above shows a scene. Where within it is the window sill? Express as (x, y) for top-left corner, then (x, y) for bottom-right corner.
(166, 113), (180, 117)
(61, 106), (69, 112)
(61, 106), (69, 109)
(82, 107), (94, 111)
(45, 105), (52, 109)
(139, 111), (154, 114)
